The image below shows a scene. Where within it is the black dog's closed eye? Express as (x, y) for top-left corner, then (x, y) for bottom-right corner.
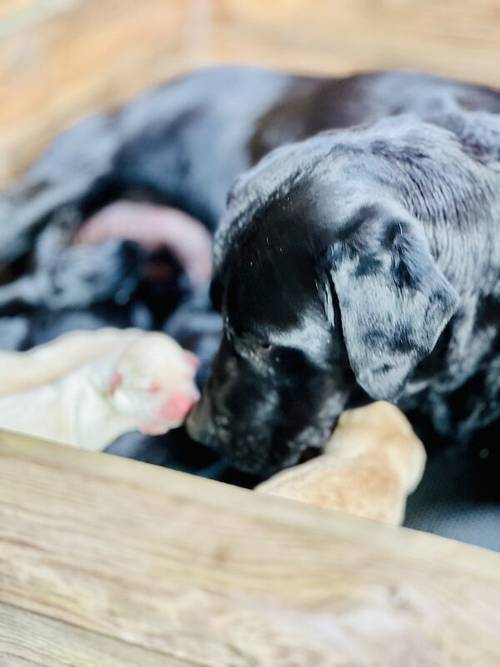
(242, 337), (274, 359)
(231, 336), (280, 374)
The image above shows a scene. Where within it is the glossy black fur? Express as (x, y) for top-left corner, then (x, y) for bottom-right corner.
(190, 111), (500, 473)
(1, 66), (500, 475)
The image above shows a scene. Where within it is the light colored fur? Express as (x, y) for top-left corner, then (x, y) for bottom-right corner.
(0, 328), (143, 396)
(257, 402), (426, 526)
(0, 330), (199, 450)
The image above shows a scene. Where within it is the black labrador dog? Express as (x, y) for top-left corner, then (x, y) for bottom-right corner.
(2, 67), (500, 475)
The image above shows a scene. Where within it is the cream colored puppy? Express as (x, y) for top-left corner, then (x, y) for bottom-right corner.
(0, 331), (199, 450)
(0, 328), (144, 397)
(257, 402), (426, 526)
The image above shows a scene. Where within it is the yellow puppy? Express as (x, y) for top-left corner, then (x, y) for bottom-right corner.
(0, 328), (143, 397)
(0, 331), (199, 450)
(257, 402), (426, 526)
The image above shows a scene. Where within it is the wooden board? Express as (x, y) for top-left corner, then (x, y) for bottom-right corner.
(0, 603), (187, 666)
(1, 0), (500, 185)
(1, 429), (500, 666)
(214, 0), (500, 85)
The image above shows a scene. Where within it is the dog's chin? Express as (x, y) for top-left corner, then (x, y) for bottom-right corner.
(188, 411), (338, 476)
(187, 416), (290, 475)
(222, 444), (302, 477)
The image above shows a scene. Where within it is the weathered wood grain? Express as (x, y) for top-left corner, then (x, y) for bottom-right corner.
(1, 430), (500, 666)
(0, 602), (188, 666)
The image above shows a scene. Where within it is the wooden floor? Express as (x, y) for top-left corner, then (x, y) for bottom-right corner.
(1, 430), (500, 666)
(1, 0), (500, 185)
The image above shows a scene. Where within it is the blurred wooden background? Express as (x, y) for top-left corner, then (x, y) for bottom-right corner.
(1, 0), (500, 186)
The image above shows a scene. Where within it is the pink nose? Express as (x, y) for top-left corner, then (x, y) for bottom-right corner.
(161, 392), (198, 421)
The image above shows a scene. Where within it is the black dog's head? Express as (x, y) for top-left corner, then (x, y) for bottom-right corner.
(188, 129), (459, 475)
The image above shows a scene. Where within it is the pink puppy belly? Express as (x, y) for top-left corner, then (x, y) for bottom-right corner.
(72, 201), (213, 285)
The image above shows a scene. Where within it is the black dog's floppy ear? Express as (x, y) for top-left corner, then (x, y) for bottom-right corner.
(326, 210), (459, 400)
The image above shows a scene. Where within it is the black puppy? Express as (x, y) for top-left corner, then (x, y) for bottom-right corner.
(0, 201), (145, 316)
(0, 240), (144, 315)
(189, 112), (500, 473)
(2, 67), (500, 474)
